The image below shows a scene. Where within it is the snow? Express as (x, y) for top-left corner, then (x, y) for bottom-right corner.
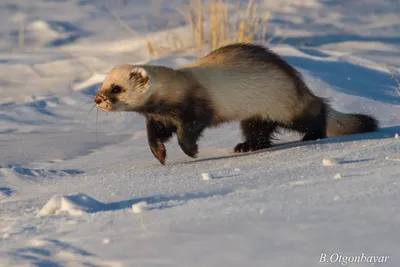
(131, 201), (148, 214)
(333, 173), (342, 180)
(102, 238), (111, 245)
(1, 0), (400, 266)
(201, 173), (213, 181)
(322, 158), (340, 167)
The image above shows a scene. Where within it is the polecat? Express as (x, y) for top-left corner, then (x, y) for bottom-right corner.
(94, 43), (378, 164)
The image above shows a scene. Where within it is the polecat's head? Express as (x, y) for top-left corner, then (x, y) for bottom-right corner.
(94, 64), (151, 112)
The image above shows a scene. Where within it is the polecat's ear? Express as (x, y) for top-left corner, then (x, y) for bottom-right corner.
(129, 67), (149, 86)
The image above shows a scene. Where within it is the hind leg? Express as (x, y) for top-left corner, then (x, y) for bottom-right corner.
(234, 118), (277, 153)
(290, 100), (327, 141)
(301, 123), (326, 141)
(301, 106), (327, 141)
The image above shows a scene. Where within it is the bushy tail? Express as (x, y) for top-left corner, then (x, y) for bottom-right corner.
(326, 107), (379, 137)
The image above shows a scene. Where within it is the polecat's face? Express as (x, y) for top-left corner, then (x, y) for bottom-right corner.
(95, 65), (150, 112)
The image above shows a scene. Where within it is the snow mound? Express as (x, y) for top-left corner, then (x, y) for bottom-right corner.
(72, 73), (106, 92)
(201, 173), (214, 181)
(38, 193), (104, 216)
(26, 21), (61, 42)
(322, 158), (340, 167)
(24, 20), (88, 47)
(334, 173), (342, 180)
(131, 201), (149, 213)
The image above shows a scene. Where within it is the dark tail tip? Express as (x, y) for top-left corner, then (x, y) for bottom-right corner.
(353, 114), (379, 133)
(327, 109), (379, 137)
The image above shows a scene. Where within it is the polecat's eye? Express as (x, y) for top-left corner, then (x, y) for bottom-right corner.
(111, 85), (122, 94)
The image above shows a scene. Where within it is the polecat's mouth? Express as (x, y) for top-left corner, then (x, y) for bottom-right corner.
(97, 105), (115, 112)
(94, 94), (116, 112)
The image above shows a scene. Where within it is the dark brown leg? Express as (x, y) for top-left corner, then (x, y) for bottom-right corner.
(146, 116), (174, 164)
(176, 121), (206, 158)
(234, 118), (277, 153)
(289, 99), (327, 141)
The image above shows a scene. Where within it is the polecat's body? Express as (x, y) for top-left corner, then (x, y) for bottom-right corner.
(95, 43), (378, 164)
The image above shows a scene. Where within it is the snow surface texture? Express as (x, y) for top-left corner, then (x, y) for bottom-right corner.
(1, 0), (400, 266)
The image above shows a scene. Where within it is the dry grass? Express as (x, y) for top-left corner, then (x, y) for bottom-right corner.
(388, 67), (400, 97)
(147, 0), (273, 57)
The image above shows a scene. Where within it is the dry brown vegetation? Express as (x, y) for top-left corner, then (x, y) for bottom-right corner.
(388, 68), (400, 97)
(146, 0), (273, 57)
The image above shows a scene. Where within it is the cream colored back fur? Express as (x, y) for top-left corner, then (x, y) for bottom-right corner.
(179, 52), (315, 124)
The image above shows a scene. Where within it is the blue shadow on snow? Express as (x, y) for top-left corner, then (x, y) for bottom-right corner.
(282, 55), (400, 105)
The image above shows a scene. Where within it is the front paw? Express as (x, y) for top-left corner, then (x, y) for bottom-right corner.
(179, 141), (198, 158)
(150, 143), (167, 165)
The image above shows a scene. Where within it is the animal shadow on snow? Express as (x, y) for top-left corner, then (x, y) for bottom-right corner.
(182, 125), (400, 165)
(102, 188), (233, 212)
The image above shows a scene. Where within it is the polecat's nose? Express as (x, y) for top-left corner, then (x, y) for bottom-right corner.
(94, 94), (103, 105)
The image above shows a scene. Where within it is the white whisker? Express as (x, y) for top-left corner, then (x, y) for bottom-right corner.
(96, 108), (99, 144)
(85, 104), (97, 122)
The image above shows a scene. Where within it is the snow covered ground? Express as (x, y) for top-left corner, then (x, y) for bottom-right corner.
(1, 0), (400, 266)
